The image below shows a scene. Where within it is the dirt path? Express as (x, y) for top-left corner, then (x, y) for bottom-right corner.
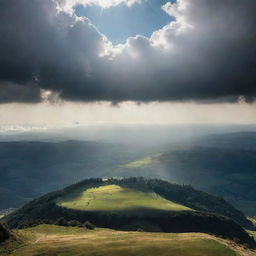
(31, 233), (48, 244)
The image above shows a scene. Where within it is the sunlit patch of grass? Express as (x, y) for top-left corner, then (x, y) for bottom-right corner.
(247, 217), (256, 240)
(248, 217), (256, 226)
(120, 157), (154, 168)
(56, 184), (192, 212)
(246, 217), (256, 243)
(248, 230), (256, 240)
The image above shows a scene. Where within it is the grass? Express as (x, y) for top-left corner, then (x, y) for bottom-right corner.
(248, 217), (256, 226)
(56, 184), (192, 212)
(1, 225), (240, 256)
(247, 217), (256, 240)
(120, 157), (154, 168)
(249, 231), (256, 240)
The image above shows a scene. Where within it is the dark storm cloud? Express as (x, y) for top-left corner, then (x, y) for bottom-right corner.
(0, 0), (255, 103)
(0, 82), (41, 103)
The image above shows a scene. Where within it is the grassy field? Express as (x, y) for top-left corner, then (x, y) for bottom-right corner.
(0, 225), (245, 256)
(56, 184), (192, 212)
(120, 156), (155, 168)
(248, 217), (256, 240)
(248, 217), (256, 226)
(249, 231), (256, 240)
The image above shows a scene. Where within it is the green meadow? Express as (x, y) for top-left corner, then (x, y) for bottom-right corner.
(0, 225), (240, 256)
(120, 156), (155, 168)
(57, 184), (192, 212)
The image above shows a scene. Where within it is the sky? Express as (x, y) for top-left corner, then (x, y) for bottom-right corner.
(74, 1), (173, 44)
(0, 0), (256, 125)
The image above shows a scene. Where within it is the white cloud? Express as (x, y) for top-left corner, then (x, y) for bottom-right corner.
(56, 0), (142, 12)
(102, 0), (256, 102)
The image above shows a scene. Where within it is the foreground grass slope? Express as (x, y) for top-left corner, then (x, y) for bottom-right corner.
(0, 225), (246, 256)
(57, 184), (192, 212)
(248, 217), (256, 240)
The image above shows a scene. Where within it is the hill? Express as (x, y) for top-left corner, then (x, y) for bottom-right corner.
(3, 178), (255, 247)
(0, 131), (256, 218)
(56, 184), (192, 212)
(2, 224), (251, 256)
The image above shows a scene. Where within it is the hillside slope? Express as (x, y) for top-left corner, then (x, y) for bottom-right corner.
(3, 178), (255, 247)
(2, 225), (254, 256)
(56, 184), (192, 212)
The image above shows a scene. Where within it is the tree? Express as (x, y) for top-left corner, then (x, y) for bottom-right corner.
(83, 221), (95, 230)
(54, 217), (68, 226)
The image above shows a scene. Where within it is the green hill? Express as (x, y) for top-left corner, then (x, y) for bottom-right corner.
(3, 178), (255, 248)
(56, 184), (192, 212)
(1, 224), (249, 256)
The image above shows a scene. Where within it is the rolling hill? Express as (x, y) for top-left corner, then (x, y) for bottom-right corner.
(3, 178), (255, 248)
